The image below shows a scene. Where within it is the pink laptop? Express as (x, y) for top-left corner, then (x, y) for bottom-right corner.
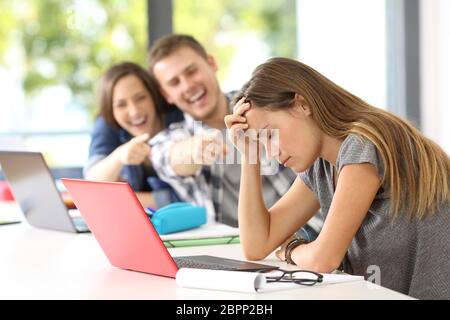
(61, 179), (277, 278)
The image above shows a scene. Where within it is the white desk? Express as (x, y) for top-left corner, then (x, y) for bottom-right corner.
(0, 203), (412, 300)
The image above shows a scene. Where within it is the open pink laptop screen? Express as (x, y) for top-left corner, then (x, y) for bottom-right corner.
(61, 179), (178, 278)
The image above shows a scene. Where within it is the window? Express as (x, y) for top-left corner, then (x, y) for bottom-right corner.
(0, 0), (147, 167)
(173, 0), (297, 92)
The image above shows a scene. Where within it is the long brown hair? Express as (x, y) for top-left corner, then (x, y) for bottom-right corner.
(97, 61), (169, 128)
(237, 57), (450, 219)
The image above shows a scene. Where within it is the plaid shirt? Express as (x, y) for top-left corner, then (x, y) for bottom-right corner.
(150, 92), (297, 223)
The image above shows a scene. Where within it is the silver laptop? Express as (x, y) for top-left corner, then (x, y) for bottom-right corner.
(0, 151), (89, 233)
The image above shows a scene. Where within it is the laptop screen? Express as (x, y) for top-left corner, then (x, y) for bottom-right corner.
(0, 151), (77, 232)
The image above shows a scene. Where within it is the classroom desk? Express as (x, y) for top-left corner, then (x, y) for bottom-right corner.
(0, 203), (413, 300)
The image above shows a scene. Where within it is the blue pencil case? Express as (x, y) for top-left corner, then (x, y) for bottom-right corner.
(147, 202), (207, 235)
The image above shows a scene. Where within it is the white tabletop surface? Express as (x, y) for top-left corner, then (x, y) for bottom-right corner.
(0, 202), (413, 300)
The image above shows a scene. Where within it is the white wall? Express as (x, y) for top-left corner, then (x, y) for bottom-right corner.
(296, 0), (387, 109)
(420, 0), (450, 154)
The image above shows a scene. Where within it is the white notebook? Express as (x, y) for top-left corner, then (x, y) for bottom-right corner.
(176, 268), (364, 293)
(160, 223), (239, 241)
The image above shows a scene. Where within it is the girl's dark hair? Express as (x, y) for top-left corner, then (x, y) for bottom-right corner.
(97, 61), (171, 128)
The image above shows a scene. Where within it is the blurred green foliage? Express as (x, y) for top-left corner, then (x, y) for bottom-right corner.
(0, 0), (147, 119)
(174, 0), (297, 83)
(0, 0), (296, 121)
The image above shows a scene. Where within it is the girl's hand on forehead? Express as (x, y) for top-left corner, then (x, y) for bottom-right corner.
(226, 97), (251, 129)
(232, 97), (251, 118)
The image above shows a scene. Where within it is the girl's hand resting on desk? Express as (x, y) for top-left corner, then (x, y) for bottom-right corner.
(224, 98), (258, 159)
(117, 133), (151, 165)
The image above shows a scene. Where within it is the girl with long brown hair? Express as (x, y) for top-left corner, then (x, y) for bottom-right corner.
(225, 57), (450, 299)
(85, 62), (183, 208)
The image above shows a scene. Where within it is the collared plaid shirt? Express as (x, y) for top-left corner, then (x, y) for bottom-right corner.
(150, 92), (297, 223)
